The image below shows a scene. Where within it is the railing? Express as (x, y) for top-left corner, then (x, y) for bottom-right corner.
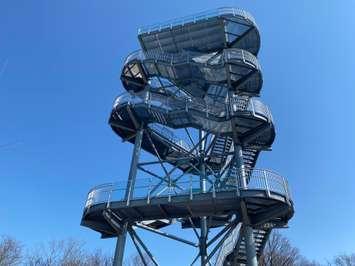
(138, 7), (257, 34)
(113, 91), (272, 122)
(224, 49), (261, 70)
(123, 48), (261, 72)
(249, 97), (273, 122)
(84, 169), (291, 209)
(149, 123), (193, 152)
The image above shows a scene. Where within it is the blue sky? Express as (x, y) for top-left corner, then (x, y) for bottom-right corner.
(1, 0), (355, 264)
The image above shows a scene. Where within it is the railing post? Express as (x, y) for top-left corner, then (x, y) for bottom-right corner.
(282, 176), (289, 201)
(107, 187), (113, 208)
(250, 97), (255, 116)
(263, 170), (271, 198)
(212, 182), (216, 198)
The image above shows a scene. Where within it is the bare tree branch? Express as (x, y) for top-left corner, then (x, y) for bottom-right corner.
(0, 235), (22, 266)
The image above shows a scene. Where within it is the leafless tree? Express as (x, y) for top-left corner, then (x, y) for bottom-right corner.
(124, 253), (154, 266)
(0, 235), (22, 266)
(297, 257), (321, 266)
(332, 253), (355, 266)
(85, 250), (113, 266)
(25, 239), (112, 266)
(259, 231), (307, 266)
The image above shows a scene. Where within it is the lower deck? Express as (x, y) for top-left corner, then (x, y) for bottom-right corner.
(81, 189), (293, 238)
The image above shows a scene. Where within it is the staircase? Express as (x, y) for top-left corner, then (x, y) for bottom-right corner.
(215, 146), (265, 265)
(209, 136), (233, 170)
(216, 226), (271, 266)
(221, 146), (259, 186)
(242, 148), (260, 172)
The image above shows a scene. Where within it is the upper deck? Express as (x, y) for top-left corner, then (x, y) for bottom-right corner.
(138, 7), (260, 55)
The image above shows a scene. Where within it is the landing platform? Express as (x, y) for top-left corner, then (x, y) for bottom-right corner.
(81, 177), (293, 238)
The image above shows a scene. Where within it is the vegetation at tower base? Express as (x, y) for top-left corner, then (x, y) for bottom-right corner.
(0, 236), (22, 266)
(2, 234), (355, 265)
(80, 7), (294, 265)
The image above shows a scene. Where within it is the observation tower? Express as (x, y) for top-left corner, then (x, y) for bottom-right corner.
(81, 7), (294, 266)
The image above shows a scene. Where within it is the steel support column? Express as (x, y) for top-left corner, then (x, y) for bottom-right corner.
(199, 130), (208, 266)
(244, 225), (258, 266)
(234, 144), (247, 188)
(113, 222), (128, 266)
(113, 127), (144, 266)
(235, 143), (258, 266)
(125, 127), (144, 204)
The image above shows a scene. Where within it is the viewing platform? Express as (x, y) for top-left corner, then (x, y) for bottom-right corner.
(81, 169), (293, 238)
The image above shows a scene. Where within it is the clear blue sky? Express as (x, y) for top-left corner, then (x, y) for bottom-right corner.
(1, 0), (355, 264)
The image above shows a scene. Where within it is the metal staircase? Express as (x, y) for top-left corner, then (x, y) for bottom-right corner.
(242, 148), (260, 171)
(208, 136), (233, 169)
(216, 226), (271, 265)
(81, 7), (294, 266)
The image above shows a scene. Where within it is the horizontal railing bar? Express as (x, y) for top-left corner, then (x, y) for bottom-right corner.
(84, 168), (291, 209)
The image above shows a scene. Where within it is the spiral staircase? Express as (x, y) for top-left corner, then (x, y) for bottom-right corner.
(81, 7), (294, 266)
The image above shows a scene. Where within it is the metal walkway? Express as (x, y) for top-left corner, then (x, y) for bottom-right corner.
(81, 7), (294, 266)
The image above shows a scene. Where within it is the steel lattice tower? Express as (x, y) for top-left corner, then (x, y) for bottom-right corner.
(81, 7), (294, 266)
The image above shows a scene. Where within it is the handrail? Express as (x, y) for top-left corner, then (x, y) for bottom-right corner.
(138, 7), (257, 34)
(123, 48), (261, 72)
(149, 123), (193, 152)
(113, 91), (272, 122)
(84, 168), (291, 209)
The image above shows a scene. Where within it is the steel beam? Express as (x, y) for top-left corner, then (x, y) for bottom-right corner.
(199, 130), (208, 266)
(235, 141), (258, 266)
(234, 144), (247, 188)
(244, 225), (258, 266)
(206, 222), (238, 263)
(125, 127), (144, 205)
(129, 229), (148, 266)
(113, 127), (144, 265)
(130, 228), (159, 266)
(113, 222), (128, 266)
(135, 223), (198, 247)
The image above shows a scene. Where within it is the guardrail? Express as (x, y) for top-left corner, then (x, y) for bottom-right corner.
(84, 169), (291, 209)
(113, 92), (272, 122)
(149, 123), (193, 152)
(138, 7), (257, 34)
(123, 48), (261, 71)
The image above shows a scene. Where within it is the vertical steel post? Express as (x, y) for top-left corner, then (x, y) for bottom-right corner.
(113, 128), (144, 266)
(244, 225), (258, 266)
(113, 223), (128, 266)
(235, 143), (258, 266)
(199, 130), (208, 266)
(234, 144), (247, 188)
(124, 128), (144, 204)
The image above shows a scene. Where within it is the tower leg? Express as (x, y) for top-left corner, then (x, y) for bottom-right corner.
(125, 128), (144, 204)
(244, 225), (258, 266)
(199, 130), (208, 266)
(200, 217), (208, 266)
(113, 223), (128, 266)
(235, 143), (258, 266)
(113, 127), (144, 265)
